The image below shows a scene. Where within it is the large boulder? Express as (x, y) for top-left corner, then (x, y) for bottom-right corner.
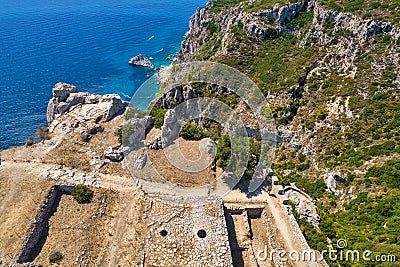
(198, 138), (216, 156)
(122, 115), (154, 149)
(100, 94), (129, 122)
(324, 171), (345, 193)
(161, 109), (180, 147)
(104, 145), (124, 162)
(52, 82), (78, 101)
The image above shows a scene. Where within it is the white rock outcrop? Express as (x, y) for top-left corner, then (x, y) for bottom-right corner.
(128, 54), (155, 69)
(46, 82), (128, 126)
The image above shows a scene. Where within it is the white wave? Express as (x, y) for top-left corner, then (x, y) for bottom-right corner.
(148, 35), (155, 40)
(119, 92), (132, 99)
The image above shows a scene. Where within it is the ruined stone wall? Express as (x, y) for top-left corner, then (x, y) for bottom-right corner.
(143, 194), (232, 267)
(284, 185), (320, 227)
(16, 185), (73, 264)
(273, 181), (328, 267)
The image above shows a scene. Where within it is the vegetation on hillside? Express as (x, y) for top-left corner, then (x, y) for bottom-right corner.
(181, 0), (400, 263)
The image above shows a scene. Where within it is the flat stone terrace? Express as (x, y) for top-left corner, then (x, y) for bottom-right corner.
(143, 194), (233, 267)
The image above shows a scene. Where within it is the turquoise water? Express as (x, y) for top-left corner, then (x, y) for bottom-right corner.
(0, 0), (205, 149)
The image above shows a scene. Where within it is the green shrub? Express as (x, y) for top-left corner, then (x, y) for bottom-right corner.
(216, 135), (231, 170)
(36, 126), (50, 142)
(206, 21), (219, 34)
(149, 107), (167, 129)
(316, 108), (329, 120)
(72, 185), (94, 204)
(49, 251), (63, 264)
(210, 0), (245, 12)
(26, 136), (34, 146)
(344, 0), (364, 11)
(366, 159), (400, 189)
(296, 162), (310, 171)
(180, 122), (207, 140)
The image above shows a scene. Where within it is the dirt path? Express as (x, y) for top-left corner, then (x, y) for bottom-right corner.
(98, 190), (146, 267)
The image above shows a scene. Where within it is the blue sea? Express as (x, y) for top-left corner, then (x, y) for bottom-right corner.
(0, 0), (205, 149)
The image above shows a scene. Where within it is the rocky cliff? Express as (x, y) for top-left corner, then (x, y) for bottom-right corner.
(175, 0), (400, 261)
(177, 0), (399, 179)
(47, 82), (128, 126)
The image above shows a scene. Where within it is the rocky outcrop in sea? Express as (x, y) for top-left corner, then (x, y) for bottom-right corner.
(128, 54), (155, 69)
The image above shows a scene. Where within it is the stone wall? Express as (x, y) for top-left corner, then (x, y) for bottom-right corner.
(283, 185), (320, 227)
(16, 185), (73, 264)
(272, 180), (328, 267)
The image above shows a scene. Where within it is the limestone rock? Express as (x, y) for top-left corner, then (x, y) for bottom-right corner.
(100, 94), (129, 122)
(128, 54), (155, 69)
(284, 185), (320, 227)
(199, 138), (216, 156)
(52, 82), (78, 101)
(146, 135), (163, 150)
(132, 149), (148, 169)
(41, 165), (97, 185)
(324, 171), (345, 193)
(46, 83), (128, 126)
(88, 124), (104, 134)
(161, 109), (180, 147)
(156, 85), (198, 109)
(324, 172), (336, 192)
(122, 115), (154, 148)
(104, 145), (124, 162)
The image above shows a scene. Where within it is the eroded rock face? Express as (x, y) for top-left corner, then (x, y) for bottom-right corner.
(128, 54), (155, 69)
(104, 145), (124, 162)
(324, 171), (346, 195)
(179, 0), (308, 60)
(46, 82), (128, 126)
(284, 185), (321, 227)
(122, 115), (154, 149)
(156, 85), (198, 109)
(161, 109), (180, 147)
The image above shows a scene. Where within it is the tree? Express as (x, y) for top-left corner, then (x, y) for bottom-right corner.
(216, 135), (231, 170)
(36, 126), (50, 142)
(316, 108), (329, 120)
(149, 108), (167, 129)
(71, 185), (94, 204)
(179, 122), (207, 140)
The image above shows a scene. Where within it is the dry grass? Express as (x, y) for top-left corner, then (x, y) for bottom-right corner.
(33, 188), (118, 266)
(0, 162), (57, 262)
(44, 115), (130, 177)
(146, 132), (221, 187)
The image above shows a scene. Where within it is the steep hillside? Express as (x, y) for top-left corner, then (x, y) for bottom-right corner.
(176, 0), (400, 265)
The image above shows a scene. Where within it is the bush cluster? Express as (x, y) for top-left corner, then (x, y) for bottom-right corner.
(71, 185), (93, 204)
